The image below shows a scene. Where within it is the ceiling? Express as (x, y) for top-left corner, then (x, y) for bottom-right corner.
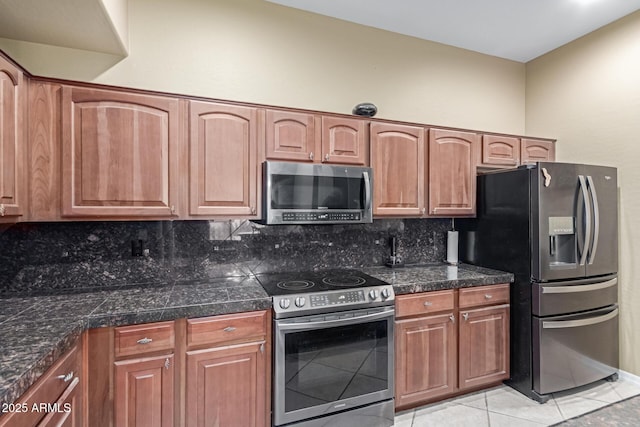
(266, 0), (640, 62)
(0, 0), (128, 55)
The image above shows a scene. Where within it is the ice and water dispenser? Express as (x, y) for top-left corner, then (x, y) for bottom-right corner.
(548, 216), (576, 267)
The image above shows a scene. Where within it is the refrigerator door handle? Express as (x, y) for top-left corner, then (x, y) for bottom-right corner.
(586, 175), (600, 265)
(541, 277), (617, 294)
(542, 308), (618, 329)
(578, 175), (592, 266)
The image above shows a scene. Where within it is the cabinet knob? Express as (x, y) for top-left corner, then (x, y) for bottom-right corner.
(0, 204), (5, 217)
(250, 206), (256, 215)
(463, 312), (469, 321)
(164, 358), (170, 370)
(421, 207), (426, 215)
(309, 152), (314, 161)
(449, 314), (455, 323)
(170, 205), (176, 215)
(324, 153), (329, 161)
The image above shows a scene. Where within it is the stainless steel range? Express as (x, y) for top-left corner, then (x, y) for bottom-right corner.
(256, 269), (395, 427)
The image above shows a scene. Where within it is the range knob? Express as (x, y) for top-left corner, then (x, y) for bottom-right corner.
(295, 297), (306, 308)
(279, 298), (291, 309)
(381, 288), (391, 299)
(369, 289), (380, 300)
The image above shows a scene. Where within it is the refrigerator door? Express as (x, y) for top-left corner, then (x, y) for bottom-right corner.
(581, 165), (618, 277)
(532, 163), (586, 281)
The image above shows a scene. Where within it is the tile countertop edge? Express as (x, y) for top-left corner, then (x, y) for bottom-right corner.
(0, 263), (512, 410)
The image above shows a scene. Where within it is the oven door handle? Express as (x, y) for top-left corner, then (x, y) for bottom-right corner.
(277, 308), (394, 331)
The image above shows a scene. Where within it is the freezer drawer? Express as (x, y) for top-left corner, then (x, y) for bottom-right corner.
(532, 275), (618, 317)
(533, 306), (618, 395)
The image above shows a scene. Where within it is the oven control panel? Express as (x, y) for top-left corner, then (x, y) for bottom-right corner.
(272, 285), (395, 318)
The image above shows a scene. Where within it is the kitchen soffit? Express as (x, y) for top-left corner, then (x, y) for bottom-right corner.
(0, 0), (128, 55)
(266, 0), (640, 62)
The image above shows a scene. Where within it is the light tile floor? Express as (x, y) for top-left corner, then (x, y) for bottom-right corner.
(394, 372), (640, 426)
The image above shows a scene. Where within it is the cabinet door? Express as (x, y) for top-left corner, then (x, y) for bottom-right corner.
(38, 377), (82, 427)
(370, 123), (425, 216)
(265, 110), (318, 162)
(321, 116), (367, 165)
(186, 341), (267, 427)
(428, 129), (479, 217)
(0, 55), (25, 221)
(189, 102), (260, 217)
(395, 313), (457, 409)
(458, 305), (510, 391)
(521, 138), (555, 164)
(114, 354), (175, 427)
(61, 86), (181, 217)
(480, 135), (520, 168)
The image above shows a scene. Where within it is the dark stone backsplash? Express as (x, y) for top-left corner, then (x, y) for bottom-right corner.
(0, 219), (452, 296)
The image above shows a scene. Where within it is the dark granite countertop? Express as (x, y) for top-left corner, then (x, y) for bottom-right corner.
(0, 263), (512, 411)
(364, 263), (514, 295)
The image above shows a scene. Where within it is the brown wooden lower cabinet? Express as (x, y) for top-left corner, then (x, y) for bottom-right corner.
(395, 285), (510, 410)
(0, 339), (83, 427)
(185, 341), (267, 427)
(395, 312), (457, 407)
(114, 354), (175, 427)
(86, 311), (270, 427)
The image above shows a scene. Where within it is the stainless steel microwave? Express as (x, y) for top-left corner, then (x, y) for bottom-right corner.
(262, 161), (373, 225)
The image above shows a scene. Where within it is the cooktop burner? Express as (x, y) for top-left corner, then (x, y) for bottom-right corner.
(256, 269), (395, 318)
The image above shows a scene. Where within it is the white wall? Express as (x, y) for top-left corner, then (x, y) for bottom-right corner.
(0, 0), (526, 135)
(526, 11), (640, 375)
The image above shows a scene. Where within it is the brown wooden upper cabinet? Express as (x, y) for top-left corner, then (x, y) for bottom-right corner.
(370, 122), (425, 216)
(266, 109), (368, 165)
(479, 134), (521, 168)
(0, 55), (25, 222)
(521, 138), (556, 164)
(189, 101), (261, 217)
(428, 129), (480, 217)
(61, 86), (181, 218)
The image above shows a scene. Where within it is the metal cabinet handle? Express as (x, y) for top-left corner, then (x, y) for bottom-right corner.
(484, 294), (493, 300)
(449, 314), (455, 323)
(137, 337), (153, 345)
(57, 371), (74, 383)
(223, 326), (236, 332)
(0, 204), (5, 216)
(324, 153), (329, 161)
(422, 207), (426, 215)
(164, 358), (170, 370)
(309, 152), (314, 161)
(250, 206), (256, 215)
(463, 312), (469, 321)
(423, 301), (432, 307)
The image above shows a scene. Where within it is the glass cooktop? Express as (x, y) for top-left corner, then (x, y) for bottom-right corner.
(255, 269), (388, 297)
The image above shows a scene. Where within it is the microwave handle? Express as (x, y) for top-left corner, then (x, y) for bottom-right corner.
(363, 171), (371, 212)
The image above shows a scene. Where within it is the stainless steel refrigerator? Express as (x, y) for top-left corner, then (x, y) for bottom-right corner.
(458, 162), (619, 402)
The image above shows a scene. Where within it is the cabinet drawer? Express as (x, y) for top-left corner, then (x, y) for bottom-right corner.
(396, 290), (455, 318)
(187, 310), (267, 348)
(459, 284), (510, 308)
(115, 321), (175, 358)
(0, 342), (81, 427)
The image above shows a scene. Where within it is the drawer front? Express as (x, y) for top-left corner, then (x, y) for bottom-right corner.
(187, 310), (267, 348)
(0, 343), (81, 427)
(115, 321), (175, 358)
(396, 290), (455, 318)
(459, 284), (510, 308)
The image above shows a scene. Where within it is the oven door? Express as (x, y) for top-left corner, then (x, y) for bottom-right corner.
(273, 306), (394, 426)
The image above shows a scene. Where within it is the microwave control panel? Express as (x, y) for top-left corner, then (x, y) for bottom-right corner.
(282, 212), (361, 222)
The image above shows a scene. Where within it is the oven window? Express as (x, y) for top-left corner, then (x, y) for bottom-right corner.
(270, 174), (364, 210)
(283, 319), (389, 413)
